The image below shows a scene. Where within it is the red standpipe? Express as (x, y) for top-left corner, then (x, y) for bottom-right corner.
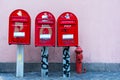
(75, 46), (83, 73)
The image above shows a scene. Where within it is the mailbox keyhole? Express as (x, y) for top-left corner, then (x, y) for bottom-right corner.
(62, 29), (67, 32)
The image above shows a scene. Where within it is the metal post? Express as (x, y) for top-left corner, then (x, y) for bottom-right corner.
(63, 46), (70, 78)
(16, 45), (24, 77)
(41, 47), (48, 77)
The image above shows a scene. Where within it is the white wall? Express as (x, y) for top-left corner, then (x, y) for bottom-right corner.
(0, 0), (120, 63)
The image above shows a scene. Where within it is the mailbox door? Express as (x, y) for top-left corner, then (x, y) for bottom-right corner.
(35, 11), (55, 47)
(8, 9), (31, 45)
(57, 12), (78, 46)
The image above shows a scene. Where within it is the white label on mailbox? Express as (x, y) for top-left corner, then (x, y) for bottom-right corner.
(62, 34), (73, 39)
(14, 32), (25, 37)
(40, 34), (51, 39)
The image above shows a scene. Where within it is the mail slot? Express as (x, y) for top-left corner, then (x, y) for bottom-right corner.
(8, 9), (31, 45)
(57, 12), (78, 46)
(35, 11), (55, 46)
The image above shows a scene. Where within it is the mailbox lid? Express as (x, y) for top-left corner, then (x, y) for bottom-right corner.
(35, 11), (56, 47)
(8, 9), (31, 45)
(57, 12), (78, 47)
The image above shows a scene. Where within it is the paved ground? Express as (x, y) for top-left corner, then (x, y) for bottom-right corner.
(0, 72), (120, 80)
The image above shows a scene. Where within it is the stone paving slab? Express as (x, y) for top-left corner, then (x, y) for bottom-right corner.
(0, 72), (120, 80)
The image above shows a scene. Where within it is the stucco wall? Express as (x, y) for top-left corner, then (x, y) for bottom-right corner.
(0, 0), (120, 63)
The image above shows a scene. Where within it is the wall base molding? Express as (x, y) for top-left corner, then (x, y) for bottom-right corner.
(0, 63), (119, 72)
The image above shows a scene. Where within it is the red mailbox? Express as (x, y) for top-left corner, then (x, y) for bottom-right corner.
(8, 9), (31, 45)
(35, 11), (55, 46)
(57, 12), (78, 46)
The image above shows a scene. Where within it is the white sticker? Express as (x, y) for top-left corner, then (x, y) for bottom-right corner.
(62, 34), (73, 39)
(17, 11), (22, 16)
(14, 32), (25, 37)
(42, 13), (48, 19)
(65, 13), (70, 19)
(40, 34), (51, 39)
(42, 15), (48, 19)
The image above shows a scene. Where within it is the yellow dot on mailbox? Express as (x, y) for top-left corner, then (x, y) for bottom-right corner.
(18, 54), (22, 61)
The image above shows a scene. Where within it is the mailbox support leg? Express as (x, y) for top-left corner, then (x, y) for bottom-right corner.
(63, 46), (70, 78)
(16, 45), (24, 77)
(41, 47), (48, 77)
